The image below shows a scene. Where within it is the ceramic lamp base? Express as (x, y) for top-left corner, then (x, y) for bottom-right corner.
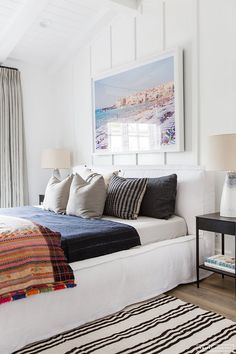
(53, 168), (61, 179)
(220, 171), (236, 218)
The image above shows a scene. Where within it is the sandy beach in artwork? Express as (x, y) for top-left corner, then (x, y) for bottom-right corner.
(95, 81), (175, 151)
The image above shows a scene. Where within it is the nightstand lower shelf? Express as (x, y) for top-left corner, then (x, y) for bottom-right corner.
(196, 213), (236, 295)
(199, 264), (236, 278)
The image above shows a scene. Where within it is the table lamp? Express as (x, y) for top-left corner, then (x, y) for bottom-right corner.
(207, 134), (236, 217)
(41, 148), (71, 179)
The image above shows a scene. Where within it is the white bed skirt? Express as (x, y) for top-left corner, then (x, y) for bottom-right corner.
(0, 234), (212, 354)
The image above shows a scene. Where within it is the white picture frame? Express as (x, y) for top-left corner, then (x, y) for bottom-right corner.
(92, 48), (184, 155)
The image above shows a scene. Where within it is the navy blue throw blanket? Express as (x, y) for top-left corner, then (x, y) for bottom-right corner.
(0, 207), (140, 263)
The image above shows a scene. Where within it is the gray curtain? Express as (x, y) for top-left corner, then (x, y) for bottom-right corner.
(0, 67), (28, 207)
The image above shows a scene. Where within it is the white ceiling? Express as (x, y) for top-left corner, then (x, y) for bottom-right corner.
(0, 0), (141, 71)
(0, 0), (26, 33)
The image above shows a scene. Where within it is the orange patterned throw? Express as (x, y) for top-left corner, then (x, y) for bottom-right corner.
(0, 216), (76, 304)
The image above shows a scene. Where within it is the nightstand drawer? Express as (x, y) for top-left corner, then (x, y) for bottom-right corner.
(197, 217), (235, 235)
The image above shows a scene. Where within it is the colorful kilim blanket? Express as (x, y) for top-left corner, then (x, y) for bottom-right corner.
(0, 216), (76, 304)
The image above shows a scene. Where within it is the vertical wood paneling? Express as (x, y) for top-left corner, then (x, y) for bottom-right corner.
(93, 155), (113, 166)
(80, 0), (199, 168)
(113, 154), (137, 165)
(136, 0), (163, 59)
(199, 0), (236, 165)
(73, 46), (93, 165)
(165, 0), (198, 165)
(111, 15), (135, 67)
(165, 0), (195, 47)
(91, 27), (111, 75)
(199, 0), (236, 254)
(138, 153), (165, 165)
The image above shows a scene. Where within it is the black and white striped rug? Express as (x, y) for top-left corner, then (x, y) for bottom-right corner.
(16, 294), (236, 354)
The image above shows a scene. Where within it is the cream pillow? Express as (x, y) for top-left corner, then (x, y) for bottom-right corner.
(81, 168), (119, 188)
(66, 173), (106, 219)
(43, 175), (73, 214)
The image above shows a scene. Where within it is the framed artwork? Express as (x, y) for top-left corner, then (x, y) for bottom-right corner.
(92, 49), (184, 154)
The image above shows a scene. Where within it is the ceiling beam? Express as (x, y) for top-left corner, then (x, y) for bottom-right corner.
(110, 0), (142, 10)
(0, 0), (50, 63)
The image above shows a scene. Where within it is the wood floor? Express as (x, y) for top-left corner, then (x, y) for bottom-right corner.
(167, 274), (236, 322)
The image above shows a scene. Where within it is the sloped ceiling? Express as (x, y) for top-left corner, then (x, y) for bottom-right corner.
(0, 0), (141, 71)
(0, 0), (26, 34)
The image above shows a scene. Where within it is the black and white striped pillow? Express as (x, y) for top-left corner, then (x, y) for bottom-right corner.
(104, 175), (147, 219)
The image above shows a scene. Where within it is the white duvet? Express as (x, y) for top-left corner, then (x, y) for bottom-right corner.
(102, 215), (187, 245)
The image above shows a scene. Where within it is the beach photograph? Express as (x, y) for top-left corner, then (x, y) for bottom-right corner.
(94, 54), (177, 153)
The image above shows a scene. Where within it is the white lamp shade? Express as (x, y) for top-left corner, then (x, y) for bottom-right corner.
(207, 134), (236, 171)
(41, 148), (71, 169)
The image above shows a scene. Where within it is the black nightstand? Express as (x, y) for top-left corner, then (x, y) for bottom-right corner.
(39, 194), (45, 205)
(196, 213), (236, 293)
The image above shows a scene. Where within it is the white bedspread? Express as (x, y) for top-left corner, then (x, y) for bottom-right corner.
(0, 234), (211, 354)
(102, 215), (187, 245)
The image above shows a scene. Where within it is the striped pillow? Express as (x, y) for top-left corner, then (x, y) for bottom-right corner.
(104, 175), (147, 220)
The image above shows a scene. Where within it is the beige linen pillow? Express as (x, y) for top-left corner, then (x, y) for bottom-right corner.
(66, 173), (106, 219)
(81, 168), (119, 188)
(43, 175), (73, 213)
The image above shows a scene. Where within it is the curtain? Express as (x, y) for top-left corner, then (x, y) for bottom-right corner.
(0, 67), (28, 207)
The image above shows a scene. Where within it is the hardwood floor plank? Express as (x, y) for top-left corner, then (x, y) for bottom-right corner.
(167, 274), (236, 322)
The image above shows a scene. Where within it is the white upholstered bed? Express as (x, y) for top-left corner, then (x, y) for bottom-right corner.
(0, 166), (215, 354)
(102, 215), (187, 245)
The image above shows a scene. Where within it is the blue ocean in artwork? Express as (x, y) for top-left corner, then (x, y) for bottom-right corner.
(95, 103), (151, 129)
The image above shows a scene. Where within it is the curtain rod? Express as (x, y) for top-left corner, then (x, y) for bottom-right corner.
(0, 65), (18, 71)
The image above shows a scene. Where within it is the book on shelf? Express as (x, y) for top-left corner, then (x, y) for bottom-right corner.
(204, 254), (235, 273)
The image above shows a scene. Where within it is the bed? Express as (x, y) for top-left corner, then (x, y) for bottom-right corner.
(102, 214), (187, 245)
(0, 166), (215, 354)
(0, 206), (141, 263)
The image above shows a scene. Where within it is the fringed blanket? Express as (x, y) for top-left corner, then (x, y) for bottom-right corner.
(0, 216), (76, 305)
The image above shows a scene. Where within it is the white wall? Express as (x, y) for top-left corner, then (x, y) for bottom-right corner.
(199, 0), (236, 255)
(5, 59), (74, 205)
(53, 0), (236, 254)
(69, 0), (199, 167)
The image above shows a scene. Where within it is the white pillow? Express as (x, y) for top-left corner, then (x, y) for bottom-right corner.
(43, 175), (73, 214)
(81, 168), (119, 188)
(66, 173), (106, 219)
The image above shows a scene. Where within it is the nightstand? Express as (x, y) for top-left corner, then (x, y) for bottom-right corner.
(196, 213), (236, 294)
(39, 194), (45, 205)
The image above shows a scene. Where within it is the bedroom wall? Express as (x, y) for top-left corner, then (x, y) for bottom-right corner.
(54, 0), (236, 255)
(70, 0), (199, 167)
(4, 59), (74, 205)
(199, 0), (236, 255)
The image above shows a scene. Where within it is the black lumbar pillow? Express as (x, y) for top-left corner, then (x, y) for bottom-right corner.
(140, 174), (177, 219)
